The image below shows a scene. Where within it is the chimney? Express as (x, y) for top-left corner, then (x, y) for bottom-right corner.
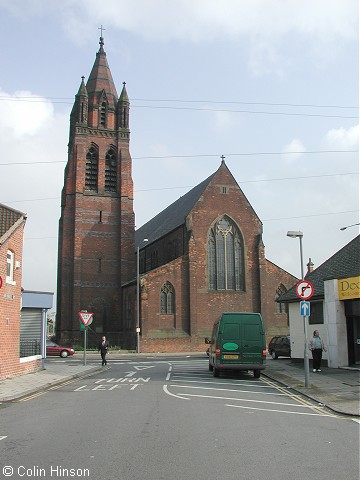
(306, 258), (314, 276)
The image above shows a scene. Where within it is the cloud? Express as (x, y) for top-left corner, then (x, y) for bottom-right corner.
(282, 138), (307, 163)
(322, 125), (359, 149)
(0, 90), (54, 137)
(2, 0), (356, 77)
(2, 0), (357, 43)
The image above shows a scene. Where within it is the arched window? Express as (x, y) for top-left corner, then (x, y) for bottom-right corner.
(275, 284), (287, 314)
(85, 146), (98, 191)
(160, 282), (175, 314)
(105, 148), (117, 192)
(208, 216), (244, 291)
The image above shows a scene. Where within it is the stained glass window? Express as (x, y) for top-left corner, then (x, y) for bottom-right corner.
(208, 216), (244, 291)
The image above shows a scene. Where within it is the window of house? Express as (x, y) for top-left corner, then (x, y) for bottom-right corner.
(85, 146), (98, 191)
(309, 301), (324, 325)
(160, 282), (175, 314)
(105, 148), (117, 192)
(6, 250), (15, 284)
(208, 216), (245, 291)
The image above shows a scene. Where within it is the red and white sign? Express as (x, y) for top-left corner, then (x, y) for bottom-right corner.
(78, 311), (94, 326)
(295, 280), (314, 300)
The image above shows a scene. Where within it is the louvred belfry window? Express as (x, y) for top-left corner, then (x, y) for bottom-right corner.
(105, 148), (117, 192)
(85, 146), (98, 191)
(208, 216), (245, 291)
(100, 102), (107, 127)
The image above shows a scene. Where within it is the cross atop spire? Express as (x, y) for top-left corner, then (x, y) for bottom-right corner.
(220, 155), (226, 163)
(98, 25), (106, 51)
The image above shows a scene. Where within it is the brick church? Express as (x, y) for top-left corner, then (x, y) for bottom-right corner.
(56, 36), (297, 352)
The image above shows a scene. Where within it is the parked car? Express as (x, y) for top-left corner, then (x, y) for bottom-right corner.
(268, 335), (291, 359)
(46, 341), (75, 358)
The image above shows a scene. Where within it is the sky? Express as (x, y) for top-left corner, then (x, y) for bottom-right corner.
(0, 0), (358, 309)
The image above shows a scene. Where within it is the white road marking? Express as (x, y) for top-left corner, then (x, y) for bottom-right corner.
(171, 377), (275, 389)
(0, 436), (8, 441)
(163, 385), (189, 400)
(173, 392), (311, 408)
(171, 384), (286, 396)
(226, 403), (339, 417)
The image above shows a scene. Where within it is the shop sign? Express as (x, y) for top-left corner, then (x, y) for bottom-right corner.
(338, 276), (360, 300)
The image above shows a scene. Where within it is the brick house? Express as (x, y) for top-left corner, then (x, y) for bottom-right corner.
(278, 235), (360, 367)
(56, 37), (297, 351)
(0, 204), (42, 379)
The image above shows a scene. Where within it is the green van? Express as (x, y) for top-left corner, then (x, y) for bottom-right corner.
(205, 312), (266, 378)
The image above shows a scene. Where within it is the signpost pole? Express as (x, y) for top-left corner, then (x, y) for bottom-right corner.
(84, 326), (87, 366)
(299, 236), (310, 388)
(303, 315), (310, 388)
(78, 310), (93, 366)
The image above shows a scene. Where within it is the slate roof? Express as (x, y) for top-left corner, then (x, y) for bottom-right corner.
(135, 172), (215, 248)
(279, 235), (360, 302)
(0, 203), (25, 240)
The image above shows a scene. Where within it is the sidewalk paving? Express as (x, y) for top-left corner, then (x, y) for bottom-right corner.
(0, 354), (358, 416)
(263, 358), (360, 417)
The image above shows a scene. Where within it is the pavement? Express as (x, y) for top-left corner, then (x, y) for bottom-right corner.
(0, 353), (359, 417)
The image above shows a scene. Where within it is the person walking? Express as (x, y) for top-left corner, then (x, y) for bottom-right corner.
(98, 336), (109, 366)
(309, 330), (326, 372)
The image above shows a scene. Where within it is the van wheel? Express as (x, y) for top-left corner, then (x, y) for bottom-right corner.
(209, 363), (213, 371)
(213, 367), (220, 377)
(253, 369), (261, 378)
(271, 351), (278, 360)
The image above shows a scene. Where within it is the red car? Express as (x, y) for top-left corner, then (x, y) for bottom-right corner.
(46, 341), (75, 358)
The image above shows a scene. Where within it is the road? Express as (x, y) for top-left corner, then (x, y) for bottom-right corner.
(1, 355), (358, 480)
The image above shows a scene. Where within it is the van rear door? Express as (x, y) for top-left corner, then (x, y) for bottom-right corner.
(242, 319), (264, 364)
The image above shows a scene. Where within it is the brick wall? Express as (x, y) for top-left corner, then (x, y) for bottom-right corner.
(0, 216), (41, 379)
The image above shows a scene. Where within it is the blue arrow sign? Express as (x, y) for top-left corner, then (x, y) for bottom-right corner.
(300, 301), (310, 316)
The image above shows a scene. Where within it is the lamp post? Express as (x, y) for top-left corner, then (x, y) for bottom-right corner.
(136, 238), (148, 353)
(287, 230), (310, 388)
(340, 223), (360, 231)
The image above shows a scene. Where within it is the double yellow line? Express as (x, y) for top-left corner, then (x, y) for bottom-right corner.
(262, 376), (336, 417)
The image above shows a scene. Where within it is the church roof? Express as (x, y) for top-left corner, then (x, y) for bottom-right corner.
(135, 172), (216, 248)
(86, 36), (118, 108)
(278, 235), (360, 302)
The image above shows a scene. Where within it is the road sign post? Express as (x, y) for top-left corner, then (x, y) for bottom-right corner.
(78, 311), (94, 366)
(296, 280), (314, 388)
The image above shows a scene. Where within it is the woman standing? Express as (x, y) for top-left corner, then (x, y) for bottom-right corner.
(309, 330), (326, 372)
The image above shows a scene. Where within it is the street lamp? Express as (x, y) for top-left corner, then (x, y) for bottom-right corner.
(340, 223), (360, 231)
(287, 230), (310, 388)
(136, 238), (148, 353)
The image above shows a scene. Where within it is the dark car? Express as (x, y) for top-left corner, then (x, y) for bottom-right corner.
(46, 341), (75, 358)
(268, 335), (291, 359)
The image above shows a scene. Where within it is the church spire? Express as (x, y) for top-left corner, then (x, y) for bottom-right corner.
(86, 34), (118, 113)
(70, 76), (88, 127)
(118, 82), (130, 131)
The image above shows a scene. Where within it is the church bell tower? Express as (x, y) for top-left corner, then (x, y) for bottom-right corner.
(56, 35), (135, 344)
